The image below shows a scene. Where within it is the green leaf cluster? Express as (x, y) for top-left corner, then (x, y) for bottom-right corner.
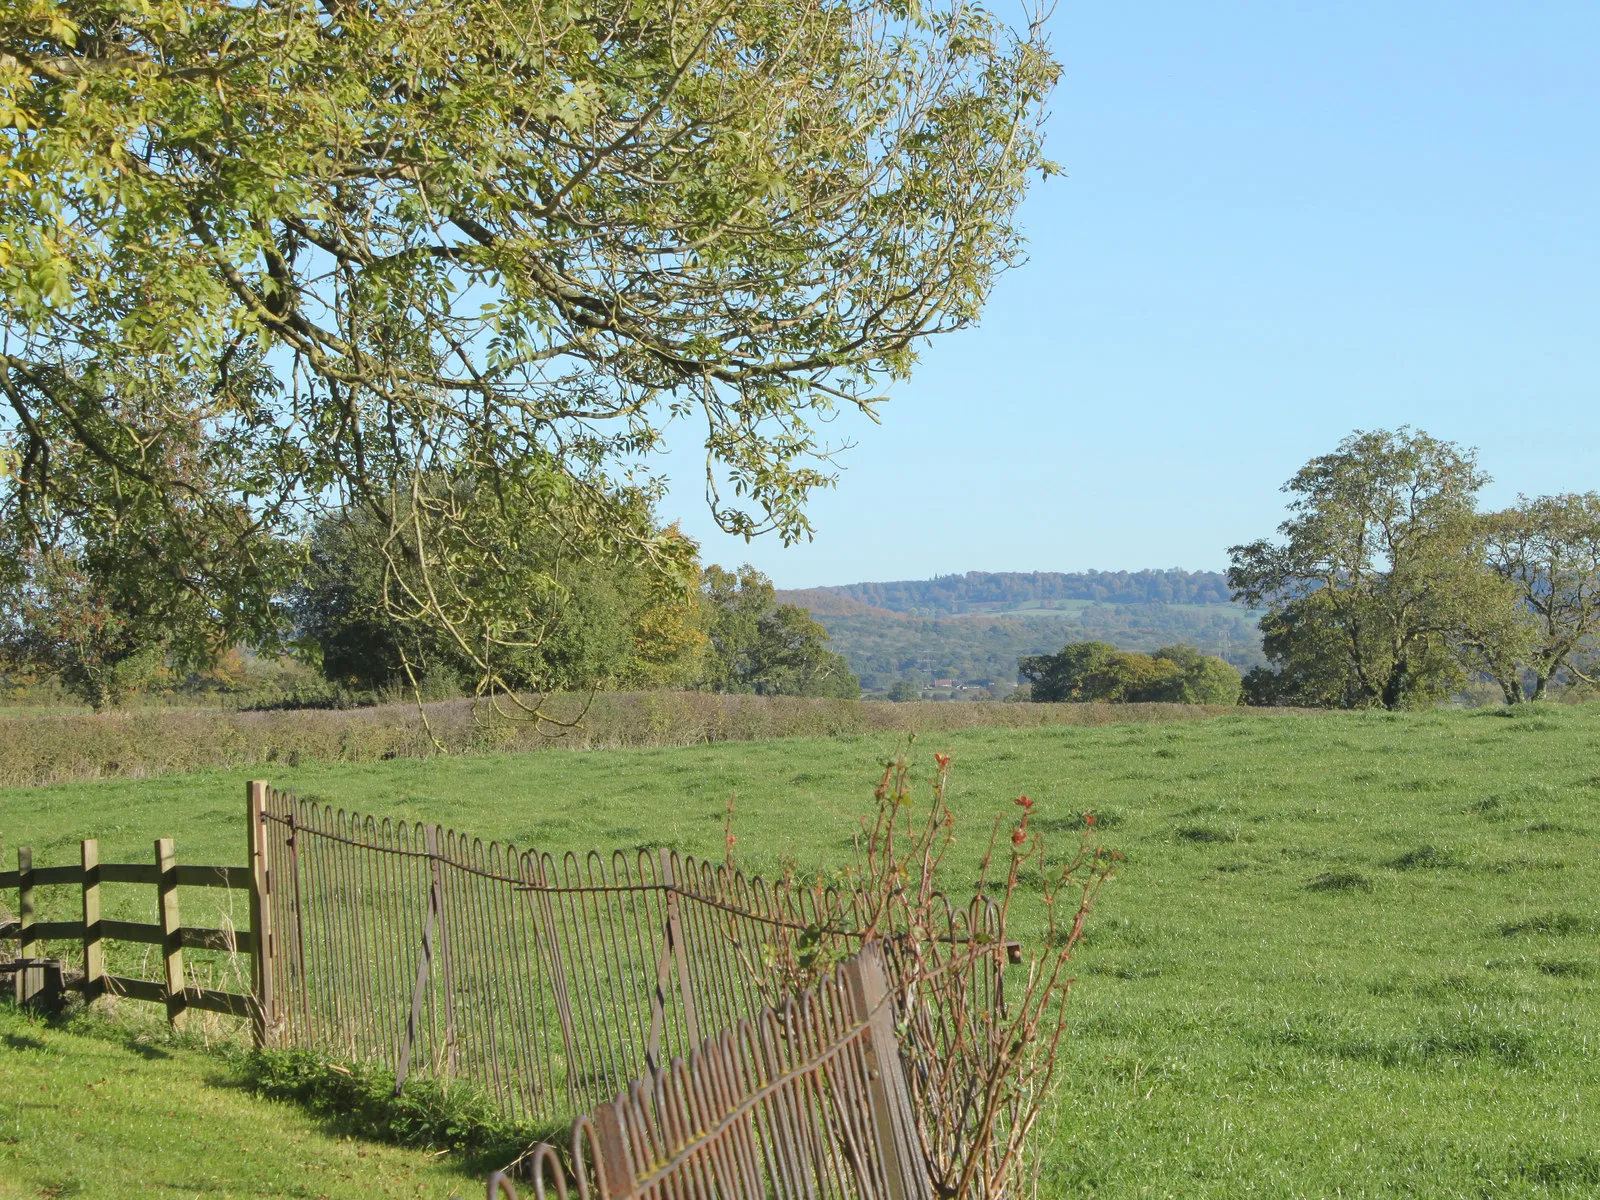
(699, 563), (859, 698)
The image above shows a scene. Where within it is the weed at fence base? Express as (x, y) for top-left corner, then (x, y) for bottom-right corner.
(238, 1048), (557, 1169)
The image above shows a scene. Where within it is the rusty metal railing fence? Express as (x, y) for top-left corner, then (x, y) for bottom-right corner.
(489, 940), (934, 1200)
(253, 783), (1003, 1128)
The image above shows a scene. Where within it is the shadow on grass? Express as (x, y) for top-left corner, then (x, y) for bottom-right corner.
(1268, 1020), (1536, 1068)
(1306, 870), (1373, 893)
(1500, 912), (1597, 937)
(1386, 845), (1462, 870)
(1508, 1153), (1600, 1187)
(231, 1048), (565, 1180)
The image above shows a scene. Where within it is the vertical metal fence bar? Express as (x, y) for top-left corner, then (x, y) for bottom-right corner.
(286, 806), (312, 1048)
(395, 825), (440, 1094)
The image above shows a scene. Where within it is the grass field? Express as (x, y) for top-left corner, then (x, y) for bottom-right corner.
(4, 704), (1600, 1196)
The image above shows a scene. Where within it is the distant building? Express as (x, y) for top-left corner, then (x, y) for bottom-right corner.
(933, 678), (957, 689)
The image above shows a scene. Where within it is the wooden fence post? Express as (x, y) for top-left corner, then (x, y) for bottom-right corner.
(17, 847), (34, 958)
(155, 837), (186, 1029)
(842, 944), (922, 1200)
(80, 839), (103, 1002)
(246, 781), (277, 1048)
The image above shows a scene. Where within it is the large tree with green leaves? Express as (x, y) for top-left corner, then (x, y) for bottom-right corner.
(1228, 428), (1527, 710)
(1482, 493), (1600, 702)
(294, 494), (705, 695)
(700, 564), (858, 698)
(0, 0), (1057, 705)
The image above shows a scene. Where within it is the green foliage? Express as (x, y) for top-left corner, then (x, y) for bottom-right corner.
(0, 0), (1058, 702)
(0, 362), (302, 705)
(786, 569), (1236, 614)
(1229, 428), (1530, 710)
(887, 678), (921, 702)
(805, 602), (1264, 693)
(0, 548), (169, 710)
(293, 496), (705, 694)
(700, 564), (859, 698)
(1018, 641), (1241, 704)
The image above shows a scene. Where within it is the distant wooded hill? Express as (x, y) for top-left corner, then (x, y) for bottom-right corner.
(784, 569), (1233, 616)
(776, 570), (1262, 692)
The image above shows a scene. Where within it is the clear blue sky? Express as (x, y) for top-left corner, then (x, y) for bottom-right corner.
(663, 2), (1600, 589)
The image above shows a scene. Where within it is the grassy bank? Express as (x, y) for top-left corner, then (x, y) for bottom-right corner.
(3, 704), (1599, 1195)
(0, 1005), (481, 1198)
(0, 691), (1276, 787)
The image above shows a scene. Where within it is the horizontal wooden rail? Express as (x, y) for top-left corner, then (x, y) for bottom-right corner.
(104, 974), (165, 1004)
(99, 919), (164, 944)
(23, 921), (83, 941)
(0, 918), (249, 951)
(0, 863), (246, 890)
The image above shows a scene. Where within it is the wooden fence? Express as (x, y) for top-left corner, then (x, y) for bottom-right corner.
(488, 941), (933, 1200)
(0, 832), (263, 1030)
(2, 779), (1011, 1195)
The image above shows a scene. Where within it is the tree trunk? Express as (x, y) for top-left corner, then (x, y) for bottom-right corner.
(1380, 660), (1408, 711)
(1529, 673), (1549, 702)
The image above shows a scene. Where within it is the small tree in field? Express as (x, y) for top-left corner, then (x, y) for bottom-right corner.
(1019, 641), (1240, 704)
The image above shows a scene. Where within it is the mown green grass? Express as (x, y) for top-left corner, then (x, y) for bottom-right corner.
(0, 1005), (479, 1198)
(4, 704), (1600, 1196)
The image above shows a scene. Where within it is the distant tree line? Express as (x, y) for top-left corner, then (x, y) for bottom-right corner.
(1018, 642), (1242, 705)
(1230, 428), (1600, 709)
(799, 569), (1235, 615)
(811, 603), (1263, 695)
